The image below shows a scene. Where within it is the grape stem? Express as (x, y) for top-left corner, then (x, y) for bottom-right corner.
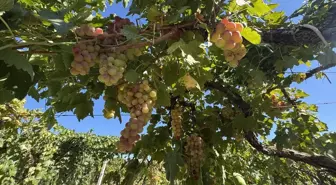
(0, 41), (76, 51)
(0, 16), (15, 41)
(100, 28), (180, 53)
(18, 50), (59, 54)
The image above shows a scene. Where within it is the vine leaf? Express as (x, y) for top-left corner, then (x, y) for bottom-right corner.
(74, 100), (94, 121)
(122, 0), (130, 7)
(164, 151), (183, 185)
(0, 89), (14, 104)
(121, 25), (140, 40)
(39, 10), (73, 34)
(0, 49), (34, 80)
(124, 69), (139, 82)
(147, 6), (162, 22)
(241, 27), (261, 45)
(232, 115), (257, 130)
(167, 39), (186, 54)
(42, 108), (57, 129)
(0, 0), (13, 12)
(28, 86), (40, 102)
(163, 62), (185, 86)
(156, 82), (170, 107)
(247, 0), (272, 17)
(264, 12), (285, 25)
(316, 48), (336, 66)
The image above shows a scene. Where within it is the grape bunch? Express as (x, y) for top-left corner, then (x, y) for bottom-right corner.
(75, 24), (104, 37)
(171, 104), (183, 140)
(211, 18), (247, 67)
(70, 43), (100, 76)
(117, 81), (157, 152)
(270, 95), (287, 111)
(185, 135), (204, 179)
(97, 54), (127, 86)
(107, 16), (133, 34)
(118, 118), (144, 151)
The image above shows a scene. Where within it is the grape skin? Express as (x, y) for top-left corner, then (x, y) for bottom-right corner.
(185, 135), (204, 179)
(98, 54), (127, 86)
(117, 81), (157, 152)
(171, 104), (183, 139)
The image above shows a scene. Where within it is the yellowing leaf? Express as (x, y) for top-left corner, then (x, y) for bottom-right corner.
(241, 27), (261, 45)
(181, 74), (200, 90)
(247, 0), (272, 17)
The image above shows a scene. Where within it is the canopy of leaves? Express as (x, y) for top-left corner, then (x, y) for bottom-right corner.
(0, 0), (336, 184)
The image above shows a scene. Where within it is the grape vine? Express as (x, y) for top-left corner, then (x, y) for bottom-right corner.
(1, 0), (336, 184)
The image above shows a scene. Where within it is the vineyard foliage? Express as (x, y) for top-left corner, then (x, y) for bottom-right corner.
(0, 0), (336, 184)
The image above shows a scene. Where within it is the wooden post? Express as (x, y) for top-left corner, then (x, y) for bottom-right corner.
(97, 160), (109, 185)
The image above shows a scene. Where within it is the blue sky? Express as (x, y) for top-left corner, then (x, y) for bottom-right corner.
(24, 0), (336, 136)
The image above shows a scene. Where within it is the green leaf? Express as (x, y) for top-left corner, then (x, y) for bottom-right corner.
(241, 27), (261, 45)
(42, 108), (57, 129)
(0, 0), (13, 12)
(124, 69), (139, 82)
(29, 54), (48, 66)
(122, 0), (130, 7)
(39, 10), (73, 34)
(166, 6), (189, 23)
(316, 48), (336, 66)
(156, 83), (170, 107)
(164, 151), (183, 184)
(167, 40), (185, 54)
(121, 25), (140, 40)
(282, 56), (299, 69)
(247, 0), (272, 17)
(232, 115), (257, 130)
(74, 100), (94, 121)
(0, 89), (14, 104)
(0, 49), (34, 79)
(147, 6), (162, 22)
(264, 12), (285, 25)
(163, 62), (185, 86)
(28, 86), (40, 102)
(59, 45), (73, 68)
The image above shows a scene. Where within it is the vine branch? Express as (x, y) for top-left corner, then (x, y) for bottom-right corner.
(305, 63), (336, 79)
(100, 28), (180, 53)
(206, 81), (336, 174)
(267, 63), (336, 93)
(0, 41), (76, 51)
